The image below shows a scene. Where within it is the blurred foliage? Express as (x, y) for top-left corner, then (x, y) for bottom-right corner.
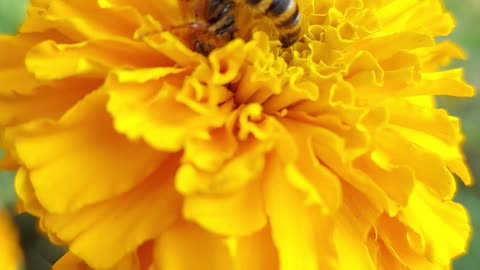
(0, 0), (479, 269)
(0, 0), (28, 34)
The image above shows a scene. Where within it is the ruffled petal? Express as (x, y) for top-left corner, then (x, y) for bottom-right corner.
(5, 92), (166, 213)
(43, 160), (181, 269)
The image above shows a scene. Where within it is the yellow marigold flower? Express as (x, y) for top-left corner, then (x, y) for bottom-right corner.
(0, 0), (475, 269)
(0, 210), (23, 270)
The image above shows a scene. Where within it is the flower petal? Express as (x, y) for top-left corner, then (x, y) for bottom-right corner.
(233, 227), (279, 270)
(182, 181), (267, 237)
(154, 222), (234, 270)
(0, 210), (23, 270)
(105, 67), (231, 152)
(44, 159), (181, 269)
(263, 155), (337, 270)
(399, 183), (471, 266)
(5, 91), (166, 213)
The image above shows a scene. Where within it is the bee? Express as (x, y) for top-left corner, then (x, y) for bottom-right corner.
(170, 0), (236, 56)
(173, 0), (301, 55)
(245, 0), (302, 48)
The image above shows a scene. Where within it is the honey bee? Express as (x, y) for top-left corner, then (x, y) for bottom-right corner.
(245, 0), (302, 48)
(173, 0), (302, 55)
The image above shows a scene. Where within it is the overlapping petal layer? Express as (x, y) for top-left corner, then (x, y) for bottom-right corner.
(0, 0), (474, 269)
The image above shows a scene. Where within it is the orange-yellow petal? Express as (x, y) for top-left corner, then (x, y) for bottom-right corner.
(43, 159), (181, 269)
(263, 155), (337, 270)
(0, 211), (23, 270)
(5, 92), (166, 213)
(154, 222), (234, 270)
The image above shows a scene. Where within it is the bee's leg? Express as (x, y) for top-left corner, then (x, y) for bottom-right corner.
(193, 40), (215, 55)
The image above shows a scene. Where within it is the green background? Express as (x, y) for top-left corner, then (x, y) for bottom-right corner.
(0, 0), (479, 269)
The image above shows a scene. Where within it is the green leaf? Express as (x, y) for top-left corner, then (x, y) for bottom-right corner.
(0, 0), (28, 34)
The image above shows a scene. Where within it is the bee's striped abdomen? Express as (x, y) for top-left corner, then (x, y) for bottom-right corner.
(245, 0), (301, 48)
